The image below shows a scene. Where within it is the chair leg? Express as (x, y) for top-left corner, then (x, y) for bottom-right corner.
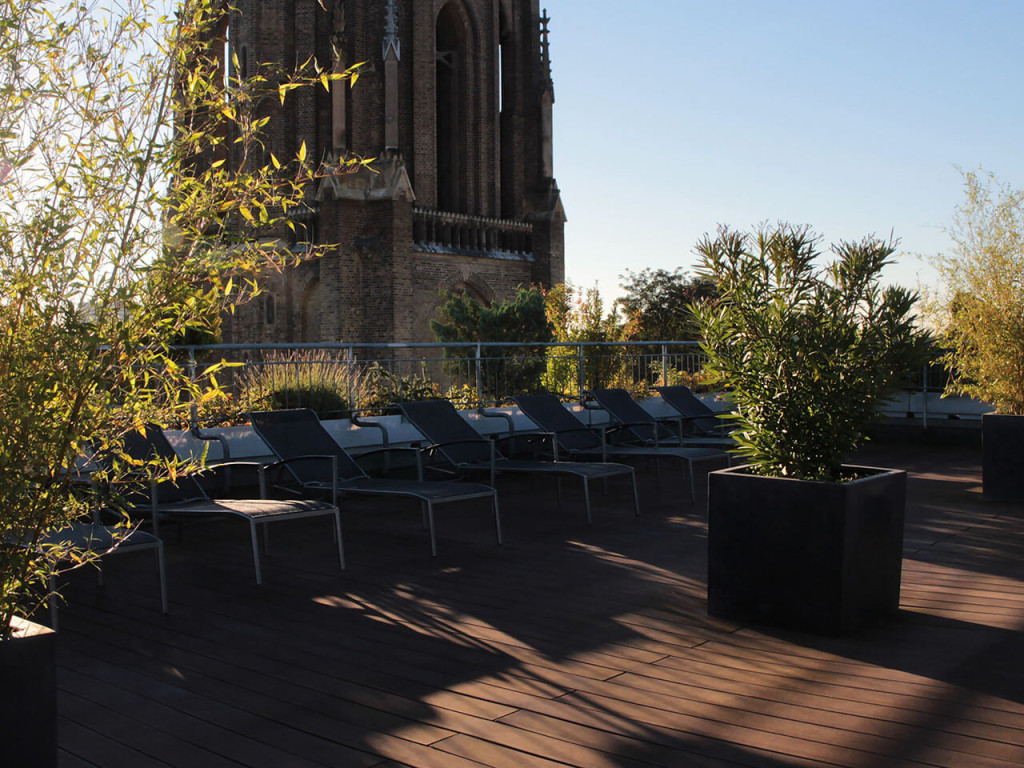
(155, 541), (169, 615)
(333, 510), (346, 571)
(582, 478), (592, 524)
(426, 503), (438, 557)
(630, 471), (641, 516)
(688, 460), (696, 503)
(249, 520), (263, 585)
(492, 495), (503, 545)
(48, 574), (58, 632)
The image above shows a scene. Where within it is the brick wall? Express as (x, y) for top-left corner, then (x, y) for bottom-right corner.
(219, 0), (564, 346)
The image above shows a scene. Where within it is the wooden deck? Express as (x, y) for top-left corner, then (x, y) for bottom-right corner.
(51, 442), (1024, 768)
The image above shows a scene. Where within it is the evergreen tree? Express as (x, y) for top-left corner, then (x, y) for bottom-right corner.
(431, 286), (553, 398)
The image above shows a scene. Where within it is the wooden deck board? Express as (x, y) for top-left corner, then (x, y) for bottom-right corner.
(49, 443), (1024, 767)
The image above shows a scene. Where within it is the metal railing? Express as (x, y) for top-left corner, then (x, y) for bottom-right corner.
(170, 340), (974, 429)
(175, 341), (706, 423)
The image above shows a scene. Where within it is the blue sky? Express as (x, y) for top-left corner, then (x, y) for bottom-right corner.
(547, 0), (1024, 300)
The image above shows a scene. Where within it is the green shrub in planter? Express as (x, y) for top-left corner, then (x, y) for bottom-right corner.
(931, 171), (1024, 499)
(691, 224), (932, 481)
(691, 224), (932, 634)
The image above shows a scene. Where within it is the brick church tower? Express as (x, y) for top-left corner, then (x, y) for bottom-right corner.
(220, 0), (565, 345)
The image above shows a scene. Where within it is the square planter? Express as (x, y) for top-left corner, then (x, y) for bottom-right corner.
(1, 616), (58, 768)
(707, 464), (906, 635)
(982, 413), (1024, 502)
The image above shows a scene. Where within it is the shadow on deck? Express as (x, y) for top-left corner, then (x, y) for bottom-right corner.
(51, 442), (1024, 768)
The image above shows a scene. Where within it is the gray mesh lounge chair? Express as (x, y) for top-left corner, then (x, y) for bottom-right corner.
(653, 385), (737, 449)
(396, 399), (640, 522)
(24, 519), (167, 631)
(248, 409), (501, 557)
(515, 393), (727, 502)
(588, 388), (712, 446)
(122, 426), (343, 584)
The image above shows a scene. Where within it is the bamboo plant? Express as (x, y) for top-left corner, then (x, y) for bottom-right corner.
(0, 0), (362, 637)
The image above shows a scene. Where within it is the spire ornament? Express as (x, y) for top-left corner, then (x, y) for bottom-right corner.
(383, 0), (400, 61)
(540, 8), (552, 85)
(331, 0), (346, 58)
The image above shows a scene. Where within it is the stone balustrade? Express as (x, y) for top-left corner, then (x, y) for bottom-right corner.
(413, 207), (534, 259)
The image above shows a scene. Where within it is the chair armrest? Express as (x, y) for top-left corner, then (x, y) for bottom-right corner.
(425, 438), (493, 451)
(549, 426), (602, 437)
(199, 460), (271, 498)
(422, 438), (499, 483)
(350, 414), (391, 448)
(352, 446), (425, 481)
(201, 460), (266, 471)
(190, 428), (230, 460)
(530, 431), (561, 461)
(477, 408), (515, 437)
(610, 419), (657, 429)
(259, 455), (339, 505)
(262, 455), (335, 469)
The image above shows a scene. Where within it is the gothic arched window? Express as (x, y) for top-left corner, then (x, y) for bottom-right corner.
(436, 2), (468, 213)
(498, 4), (514, 218)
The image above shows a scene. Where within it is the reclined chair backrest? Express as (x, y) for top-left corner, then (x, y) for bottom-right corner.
(397, 400), (495, 465)
(121, 425), (209, 504)
(654, 385), (725, 433)
(589, 388), (675, 444)
(512, 394), (603, 453)
(247, 409), (367, 485)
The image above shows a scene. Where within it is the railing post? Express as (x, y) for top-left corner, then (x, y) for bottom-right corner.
(188, 347), (198, 430)
(475, 343), (484, 403)
(661, 344), (669, 387)
(577, 343), (585, 401)
(921, 364), (929, 430)
(347, 344), (356, 412)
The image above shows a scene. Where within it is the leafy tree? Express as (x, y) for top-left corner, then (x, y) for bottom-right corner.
(617, 268), (719, 341)
(0, 0), (359, 636)
(692, 224), (931, 481)
(431, 286), (553, 397)
(932, 170), (1024, 413)
(543, 282), (635, 394)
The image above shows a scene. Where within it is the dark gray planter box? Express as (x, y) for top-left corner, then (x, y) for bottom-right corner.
(1, 617), (57, 768)
(982, 413), (1024, 502)
(707, 464), (906, 635)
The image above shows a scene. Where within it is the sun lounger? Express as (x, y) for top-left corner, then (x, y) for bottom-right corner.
(248, 409), (501, 557)
(396, 399), (639, 522)
(653, 385), (737, 449)
(121, 425), (343, 584)
(515, 392), (727, 502)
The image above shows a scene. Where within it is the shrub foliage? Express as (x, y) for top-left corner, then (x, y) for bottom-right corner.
(692, 224), (931, 481)
(933, 170), (1024, 414)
